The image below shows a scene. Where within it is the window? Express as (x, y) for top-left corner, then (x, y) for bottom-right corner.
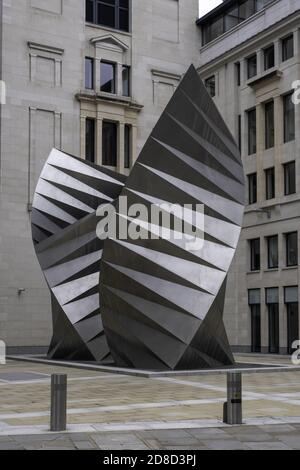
(85, 58), (94, 90)
(247, 108), (257, 155)
(284, 161), (296, 196)
(267, 235), (278, 269)
(124, 124), (131, 169)
(85, 118), (95, 163)
(266, 288), (279, 354)
(285, 287), (299, 354)
(247, 54), (257, 79)
(248, 173), (257, 204)
(265, 167), (275, 200)
(224, 6), (239, 32)
(235, 62), (241, 86)
(101, 61), (116, 94)
(86, 0), (130, 32)
(102, 121), (117, 166)
(122, 65), (130, 97)
(250, 238), (260, 271)
(282, 35), (294, 62)
(239, 0), (256, 21)
(238, 115), (242, 153)
(264, 45), (275, 70)
(283, 92), (295, 143)
(205, 76), (216, 97)
(249, 289), (261, 353)
(265, 101), (274, 149)
(286, 232), (298, 267)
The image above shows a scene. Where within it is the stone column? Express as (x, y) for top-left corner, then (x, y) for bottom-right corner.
(131, 125), (138, 166)
(80, 116), (86, 159)
(274, 95), (284, 196)
(95, 58), (101, 93)
(54, 59), (62, 88)
(117, 62), (123, 96)
(256, 103), (264, 203)
(274, 39), (280, 66)
(256, 49), (263, 75)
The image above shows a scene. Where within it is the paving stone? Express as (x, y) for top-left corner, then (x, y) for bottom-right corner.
(73, 441), (96, 450)
(273, 435), (300, 449)
(199, 439), (249, 450)
(245, 442), (291, 450)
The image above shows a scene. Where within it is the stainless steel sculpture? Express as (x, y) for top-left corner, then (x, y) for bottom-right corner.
(100, 65), (245, 370)
(32, 65), (244, 369)
(31, 149), (126, 360)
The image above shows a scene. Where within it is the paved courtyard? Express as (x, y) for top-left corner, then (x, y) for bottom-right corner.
(0, 355), (300, 449)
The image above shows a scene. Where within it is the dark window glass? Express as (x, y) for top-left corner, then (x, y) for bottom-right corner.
(287, 302), (299, 354)
(251, 304), (261, 353)
(268, 303), (279, 353)
(86, 0), (95, 22)
(87, 0), (129, 32)
(100, 61), (116, 93)
(248, 108), (257, 155)
(265, 101), (274, 149)
(283, 92), (295, 143)
(85, 58), (94, 90)
(265, 167), (275, 200)
(238, 115), (242, 153)
(224, 6), (239, 32)
(247, 54), (257, 79)
(267, 235), (278, 269)
(264, 45), (275, 70)
(282, 35), (294, 62)
(205, 76), (216, 97)
(284, 161), (296, 196)
(102, 121), (117, 166)
(85, 118), (95, 163)
(286, 232), (298, 267)
(250, 238), (260, 271)
(239, 0), (256, 22)
(235, 62), (241, 86)
(210, 16), (224, 42)
(124, 124), (131, 169)
(122, 65), (130, 97)
(248, 173), (257, 204)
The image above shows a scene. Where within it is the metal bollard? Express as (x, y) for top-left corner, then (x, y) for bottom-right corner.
(223, 372), (242, 425)
(50, 374), (67, 432)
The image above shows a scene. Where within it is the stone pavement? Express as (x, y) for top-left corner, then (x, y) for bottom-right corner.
(0, 424), (300, 450)
(0, 354), (299, 449)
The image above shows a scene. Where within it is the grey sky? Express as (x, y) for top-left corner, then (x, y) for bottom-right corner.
(199, 0), (222, 18)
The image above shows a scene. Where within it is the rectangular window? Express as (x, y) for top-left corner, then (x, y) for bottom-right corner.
(265, 167), (275, 200)
(283, 92), (295, 143)
(248, 173), (257, 204)
(86, 0), (130, 32)
(284, 161), (296, 196)
(205, 76), (216, 97)
(265, 101), (274, 149)
(224, 6), (239, 32)
(85, 57), (94, 90)
(235, 62), (241, 87)
(285, 286), (299, 354)
(267, 235), (278, 269)
(266, 287), (279, 354)
(239, 0), (256, 22)
(85, 118), (95, 163)
(238, 115), (242, 153)
(282, 35), (294, 62)
(124, 124), (131, 169)
(250, 238), (260, 271)
(286, 232), (298, 267)
(249, 289), (261, 353)
(100, 61), (116, 94)
(102, 121), (117, 166)
(264, 45), (275, 70)
(247, 108), (257, 155)
(122, 65), (130, 97)
(247, 54), (257, 79)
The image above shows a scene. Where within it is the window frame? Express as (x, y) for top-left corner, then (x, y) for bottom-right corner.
(100, 60), (116, 94)
(85, 57), (94, 90)
(86, 0), (130, 33)
(284, 161), (296, 196)
(283, 92), (295, 143)
(265, 100), (274, 149)
(250, 237), (261, 271)
(102, 120), (118, 167)
(267, 235), (279, 269)
(85, 118), (96, 163)
(247, 54), (257, 79)
(247, 108), (257, 155)
(286, 232), (298, 267)
(263, 44), (275, 71)
(248, 172), (257, 205)
(265, 166), (275, 200)
(204, 75), (216, 98)
(282, 34), (294, 62)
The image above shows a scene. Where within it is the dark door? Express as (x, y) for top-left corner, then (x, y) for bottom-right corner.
(287, 303), (299, 355)
(251, 304), (261, 353)
(268, 304), (279, 354)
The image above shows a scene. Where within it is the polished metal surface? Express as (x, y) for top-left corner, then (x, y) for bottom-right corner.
(50, 374), (67, 432)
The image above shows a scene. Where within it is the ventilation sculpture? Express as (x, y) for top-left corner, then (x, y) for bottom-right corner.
(31, 65), (245, 370)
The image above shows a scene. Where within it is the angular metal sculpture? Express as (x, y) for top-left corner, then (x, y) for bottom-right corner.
(32, 65), (244, 370)
(31, 149), (126, 360)
(100, 65), (245, 370)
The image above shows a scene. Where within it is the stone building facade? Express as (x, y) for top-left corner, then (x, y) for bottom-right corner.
(197, 0), (300, 354)
(0, 0), (200, 352)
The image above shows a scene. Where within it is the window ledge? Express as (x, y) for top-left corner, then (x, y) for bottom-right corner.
(282, 266), (298, 271)
(85, 22), (132, 37)
(247, 270), (261, 275)
(76, 91), (143, 111)
(247, 68), (283, 88)
(263, 268), (279, 273)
